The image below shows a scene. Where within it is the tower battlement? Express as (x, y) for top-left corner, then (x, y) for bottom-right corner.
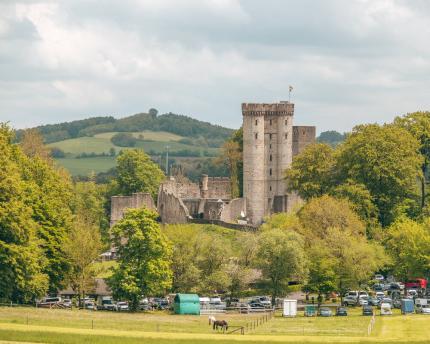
(242, 102), (294, 116)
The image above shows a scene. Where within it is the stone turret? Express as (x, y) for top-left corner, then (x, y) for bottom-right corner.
(242, 101), (294, 225)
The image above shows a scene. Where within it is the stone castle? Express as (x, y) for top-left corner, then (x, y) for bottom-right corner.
(110, 101), (315, 228)
(243, 101), (315, 224)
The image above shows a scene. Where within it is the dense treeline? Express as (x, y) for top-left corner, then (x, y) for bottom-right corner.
(16, 111), (234, 148)
(15, 117), (115, 144)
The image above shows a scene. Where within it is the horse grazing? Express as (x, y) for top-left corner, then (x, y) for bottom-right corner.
(213, 320), (228, 332)
(208, 316), (216, 325)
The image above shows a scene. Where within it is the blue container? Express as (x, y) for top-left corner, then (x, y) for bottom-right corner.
(401, 299), (414, 314)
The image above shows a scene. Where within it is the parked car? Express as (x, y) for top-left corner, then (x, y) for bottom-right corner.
(318, 307), (332, 317)
(375, 291), (385, 299)
(362, 305), (374, 316)
(373, 284), (384, 292)
(343, 295), (358, 306)
(248, 300), (265, 308)
(61, 299), (72, 308)
(253, 296), (271, 308)
(407, 289), (418, 297)
(116, 301), (129, 312)
(368, 297), (380, 306)
(336, 307), (348, 316)
(405, 278), (427, 290)
(358, 295), (369, 306)
(393, 299), (402, 309)
(99, 297), (115, 311)
(378, 297), (392, 308)
(152, 297), (169, 310)
(345, 291), (359, 299)
(374, 274), (385, 281)
(37, 296), (62, 308)
(416, 304), (430, 314)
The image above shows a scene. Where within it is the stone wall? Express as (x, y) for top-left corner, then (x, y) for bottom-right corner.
(157, 184), (190, 224)
(206, 177), (231, 199)
(292, 126), (316, 157)
(110, 193), (155, 227)
(220, 198), (246, 223)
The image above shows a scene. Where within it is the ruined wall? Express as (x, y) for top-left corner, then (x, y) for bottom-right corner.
(206, 177), (231, 199)
(292, 126), (316, 157)
(110, 193), (155, 227)
(182, 199), (201, 217)
(220, 198), (246, 223)
(157, 184), (190, 224)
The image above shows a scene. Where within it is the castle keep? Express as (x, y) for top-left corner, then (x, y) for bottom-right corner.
(110, 101), (315, 228)
(242, 101), (315, 225)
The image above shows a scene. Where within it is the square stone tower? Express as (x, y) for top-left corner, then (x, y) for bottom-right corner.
(242, 101), (294, 225)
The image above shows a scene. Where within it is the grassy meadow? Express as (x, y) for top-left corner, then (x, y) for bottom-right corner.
(0, 306), (429, 344)
(54, 157), (116, 176)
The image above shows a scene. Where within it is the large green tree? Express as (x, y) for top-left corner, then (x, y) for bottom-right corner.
(285, 143), (336, 199)
(116, 149), (165, 198)
(257, 228), (307, 305)
(0, 124), (49, 302)
(64, 215), (102, 306)
(385, 217), (430, 284)
(109, 208), (172, 311)
(336, 124), (423, 226)
(394, 112), (430, 208)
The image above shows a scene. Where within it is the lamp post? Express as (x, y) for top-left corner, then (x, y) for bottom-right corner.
(165, 145), (169, 176)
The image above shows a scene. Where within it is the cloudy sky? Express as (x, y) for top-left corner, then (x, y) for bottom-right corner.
(1, 0), (430, 132)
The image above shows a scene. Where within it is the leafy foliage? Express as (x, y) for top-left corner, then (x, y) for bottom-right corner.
(109, 208), (172, 311)
(110, 133), (138, 147)
(115, 149), (165, 198)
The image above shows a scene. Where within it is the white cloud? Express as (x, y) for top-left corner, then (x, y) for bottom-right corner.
(0, 0), (430, 132)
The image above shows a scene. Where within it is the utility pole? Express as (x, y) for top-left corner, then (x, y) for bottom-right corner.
(289, 85), (293, 102)
(165, 145), (169, 176)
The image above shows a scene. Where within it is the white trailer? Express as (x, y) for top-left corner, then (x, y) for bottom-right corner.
(283, 299), (297, 317)
(380, 302), (392, 315)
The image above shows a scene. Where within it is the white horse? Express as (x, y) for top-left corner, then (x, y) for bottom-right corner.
(208, 316), (216, 325)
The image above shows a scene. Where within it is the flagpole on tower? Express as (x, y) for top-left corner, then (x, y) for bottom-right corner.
(288, 85), (293, 103)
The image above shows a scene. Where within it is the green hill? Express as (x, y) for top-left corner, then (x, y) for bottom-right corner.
(18, 110), (234, 177)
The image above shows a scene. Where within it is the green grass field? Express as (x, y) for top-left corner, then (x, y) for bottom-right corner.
(94, 131), (184, 141)
(1, 306), (429, 344)
(54, 157), (116, 176)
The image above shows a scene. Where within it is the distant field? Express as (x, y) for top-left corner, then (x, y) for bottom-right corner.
(95, 131), (184, 141)
(48, 137), (117, 155)
(48, 131), (218, 160)
(55, 157), (116, 176)
(1, 307), (430, 344)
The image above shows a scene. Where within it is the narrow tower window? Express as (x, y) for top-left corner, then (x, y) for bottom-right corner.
(255, 119), (258, 125)
(269, 119), (272, 126)
(269, 185), (272, 191)
(269, 168), (272, 176)
(285, 119), (288, 125)
(269, 154), (272, 162)
(269, 133), (272, 140)
(285, 133), (288, 139)
(255, 133), (258, 139)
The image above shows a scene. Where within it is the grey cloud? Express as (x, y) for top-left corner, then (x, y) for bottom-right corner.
(0, 0), (429, 133)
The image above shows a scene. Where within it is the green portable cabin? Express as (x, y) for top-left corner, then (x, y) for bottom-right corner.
(174, 294), (200, 315)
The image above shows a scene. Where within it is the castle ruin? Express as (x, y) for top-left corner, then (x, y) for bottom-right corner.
(110, 101), (315, 228)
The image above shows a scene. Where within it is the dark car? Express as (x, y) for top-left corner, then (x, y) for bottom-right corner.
(249, 301), (265, 308)
(362, 305), (373, 316)
(336, 307), (348, 316)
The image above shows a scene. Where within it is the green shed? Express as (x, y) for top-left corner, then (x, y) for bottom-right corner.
(174, 294), (200, 315)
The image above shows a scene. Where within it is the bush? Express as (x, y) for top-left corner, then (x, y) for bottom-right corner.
(50, 147), (66, 158)
(111, 133), (137, 147)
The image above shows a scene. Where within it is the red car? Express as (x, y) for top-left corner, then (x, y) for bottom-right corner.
(405, 278), (427, 290)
